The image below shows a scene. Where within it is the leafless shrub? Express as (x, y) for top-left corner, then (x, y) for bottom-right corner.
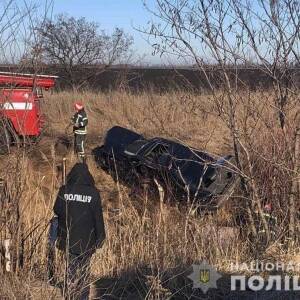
(141, 0), (300, 247)
(32, 14), (133, 91)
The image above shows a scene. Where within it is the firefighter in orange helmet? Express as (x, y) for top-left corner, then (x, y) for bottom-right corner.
(71, 102), (88, 161)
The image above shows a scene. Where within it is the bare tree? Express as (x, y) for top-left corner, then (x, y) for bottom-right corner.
(34, 14), (133, 90)
(230, 0), (299, 129)
(140, 0), (300, 245)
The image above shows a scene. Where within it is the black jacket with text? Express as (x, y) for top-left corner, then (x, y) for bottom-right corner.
(53, 163), (105, 255)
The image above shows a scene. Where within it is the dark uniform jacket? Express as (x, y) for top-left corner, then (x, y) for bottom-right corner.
(53, 163), (105, 255)
(72, 109), (88, 134)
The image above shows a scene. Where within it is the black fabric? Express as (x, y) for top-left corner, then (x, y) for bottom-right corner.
(71, 109), (88, 133)
(53, 163), (105, 255)
(64, 252), (92, 300)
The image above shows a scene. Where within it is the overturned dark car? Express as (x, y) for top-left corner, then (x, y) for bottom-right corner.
(92, 126), (237, 208)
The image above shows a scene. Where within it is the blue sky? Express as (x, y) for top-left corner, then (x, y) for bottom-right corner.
(52, 0), (160, 64)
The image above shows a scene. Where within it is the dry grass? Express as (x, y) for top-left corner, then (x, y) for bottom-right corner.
(43, 90), (231, 153)
(0, 89), (299, 299)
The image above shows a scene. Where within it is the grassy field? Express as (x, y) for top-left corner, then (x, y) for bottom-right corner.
(0, 89), (299, 299)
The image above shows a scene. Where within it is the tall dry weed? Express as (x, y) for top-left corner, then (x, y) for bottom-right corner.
(0, 89), (299, 299)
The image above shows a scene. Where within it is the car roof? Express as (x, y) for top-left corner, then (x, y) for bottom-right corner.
(148, 137), (214, 162)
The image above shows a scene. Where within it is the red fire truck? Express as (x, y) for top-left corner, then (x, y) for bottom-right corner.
(0, 72), (58, 153)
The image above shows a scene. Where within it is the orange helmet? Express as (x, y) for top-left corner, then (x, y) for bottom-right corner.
(74, 102), (84, 111)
